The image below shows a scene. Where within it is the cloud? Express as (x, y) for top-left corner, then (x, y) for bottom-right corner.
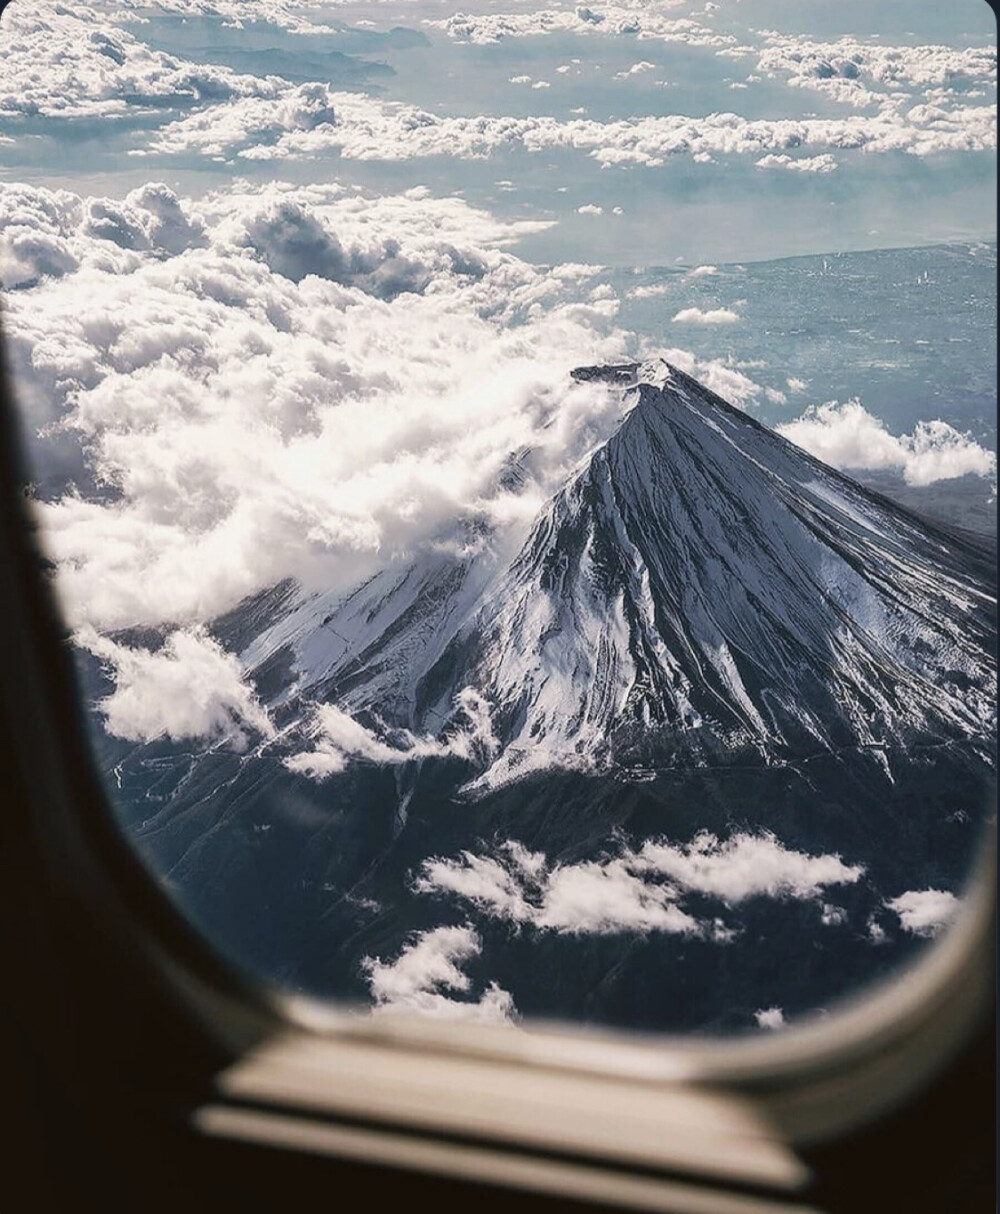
(754, 33), (997, 109)
(6, 180), (626, 633)
(362, 925), (518, 1022)
(755, 153), (837, 173)
(787, 376), (809, 393)
(687, 264), (718, 277)
(776, 400), (997, 486)
(115, 0), (343, 36)
(78, 625), (274, 747)
(429, 8), (734, 50)
(577, 203), (604, 215)
(754, 1006), (785, 1030)
(640, 346), (763, 407)
(414, 831), (864, 937)
(614, 61), (658, 80)
(0, 0), (288, 121)
(884, 889), (960, 937)
(628, 283), (669, 299)
(633, 831), (864, 902)
(672, 306), (740, 324)
(0, 181), (206, 288)
(284, 688), (498, 779)
(142, 81), (997, 167)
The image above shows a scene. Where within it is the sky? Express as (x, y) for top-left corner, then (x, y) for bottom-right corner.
(0, 0), (995, 742)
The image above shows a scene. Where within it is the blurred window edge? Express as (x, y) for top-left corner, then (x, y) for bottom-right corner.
(0, 308), (994, 1212)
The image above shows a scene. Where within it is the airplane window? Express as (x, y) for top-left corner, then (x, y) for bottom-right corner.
(0, 0), (994, 1043)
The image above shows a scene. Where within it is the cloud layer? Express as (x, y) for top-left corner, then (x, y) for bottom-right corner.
(143, 85), (996, 167)
(414, 832), (864, 938)
(4, 179), (624, 635)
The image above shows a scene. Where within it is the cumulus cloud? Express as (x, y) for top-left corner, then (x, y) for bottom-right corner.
(754, 33), (997, 109)
(115, 0), (343, 36)
(754, 1006), (785, 1030)
(687, 264), (718, 277)
(884, 889), (960, 937)
(755, 153), (837, 173)
(777, 400), (997, 486)
(430, 8), (729, 50)
(0, 0), (288, 121)
(628, 284), (669, 299)
(0, 181), (206, 288)
(362, 925), (518, 1022)
(614, 61), (658, 80)
(78, 625), (274, 747)
(5, 180), (626, 633)
(284, 689), (498, 779)
(672, 306), (740, 324)
(142, 81), (996, 167)
(414, 831), (864, 937)
(577, 203), (604, 215)
(641, 346), (764, 407)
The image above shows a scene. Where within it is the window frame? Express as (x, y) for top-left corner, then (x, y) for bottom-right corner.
(0, 309), (994, 1211)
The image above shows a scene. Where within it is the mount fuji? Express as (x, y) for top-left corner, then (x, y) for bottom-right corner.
(82, 359), (996, 1032)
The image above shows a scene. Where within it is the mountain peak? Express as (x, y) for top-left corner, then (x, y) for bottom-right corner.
(424, 362), (995, 791)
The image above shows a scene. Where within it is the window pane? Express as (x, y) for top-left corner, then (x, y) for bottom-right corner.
(1, 0), (995, 1036)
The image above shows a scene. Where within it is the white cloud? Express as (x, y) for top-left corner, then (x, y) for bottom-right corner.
(629, 283), (670, 299)
(672, 306), (740, 324)
(755, 33), (997, 109)
(632, 831), (864, 904)
(787, 376), (809, 393)
(0, 181), (206, 288)
(362, 925), (518, 1022)
(0, 0), (288, 121)
(142, 82), (996, 167)
(688, 264), (718, 277)
(884, 889), (960, 937)
(754, 1006), (785, 1030)
(6, 180), (626, 633)
(755, 153), (837, 173)
(78, 624), (274, 747)
(614, 61), (658, 80)
(577, 203), (604, 215)
(640, 346), (763, 407)
(431, 7), (733, 50)
(284, 688), (498, 779)
(414, 831), (863, 938)
(531, 80), (551, 90)
(777, 400), (997, 486)
(115, 0), (343, 36)
(509, 74), (532, 84)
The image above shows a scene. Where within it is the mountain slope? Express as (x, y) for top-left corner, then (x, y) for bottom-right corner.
(411, 360), (995, 791)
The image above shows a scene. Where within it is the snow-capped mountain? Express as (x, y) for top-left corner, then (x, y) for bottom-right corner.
(237, 358), (996, 792)
(92, 358), (996, 1033)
